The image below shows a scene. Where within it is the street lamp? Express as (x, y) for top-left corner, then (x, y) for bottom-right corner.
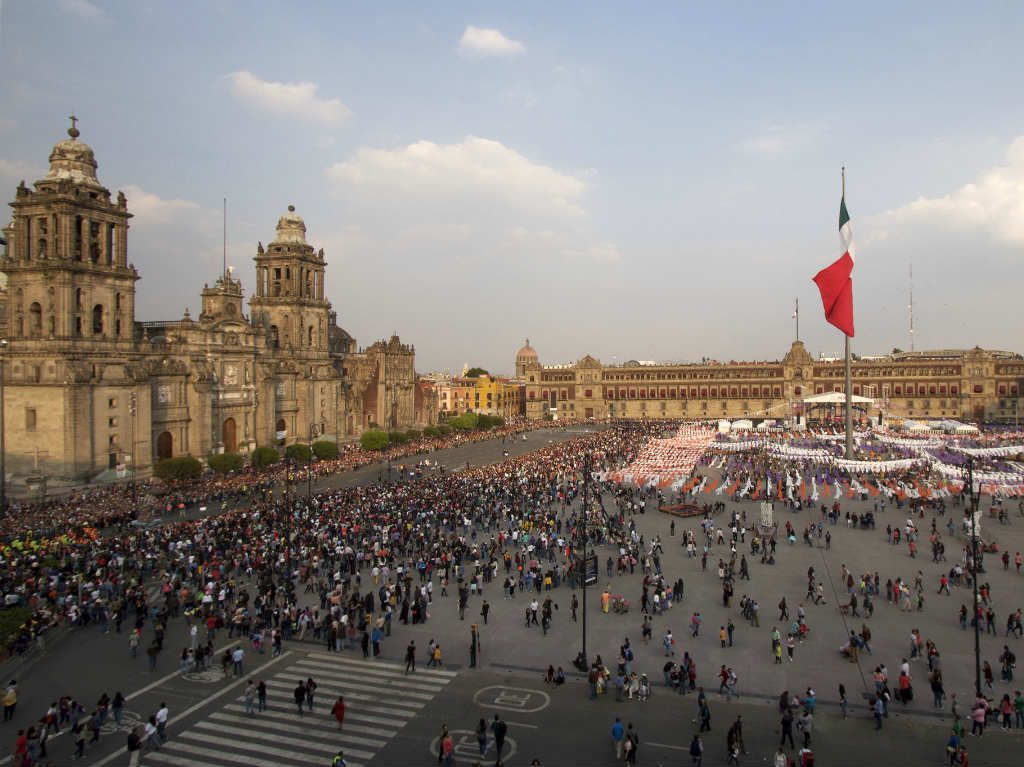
(307, 423), (317, 502)
(0, 339), (6, 514)
(965, 457), (983, 697)
(128, 392), (137, 521)
(577, 452), (593, 666)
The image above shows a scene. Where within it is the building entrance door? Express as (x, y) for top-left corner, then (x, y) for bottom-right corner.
(157, 431), (173, 459)
(222, 418), (237, 453)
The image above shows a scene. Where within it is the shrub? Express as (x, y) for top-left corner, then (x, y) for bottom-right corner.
(387, 431), (409, 445)
(360, 429), (389, 451)
(405, 429), (422, 441)
(450, 412), (479, 430)
(208, 453), (244, 474)
(153, 455), (203, 481)
(476, 414), (505, 429)
(436, 424), (453, 437)
(312, 441), (338, 460)
(251, 446), (280, 469)
(422, 425), (440, 438)
(285, 443), (313, 462)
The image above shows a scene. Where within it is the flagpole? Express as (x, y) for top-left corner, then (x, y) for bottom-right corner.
(843, 167), (853, 459)
(795, 297), (800, 342)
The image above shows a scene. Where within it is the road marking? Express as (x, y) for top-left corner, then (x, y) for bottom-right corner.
(473, 685), (551, 712)
(505, 721), (539, 728)
(648, 740), (689, 751)
(88, 651), (290, 767)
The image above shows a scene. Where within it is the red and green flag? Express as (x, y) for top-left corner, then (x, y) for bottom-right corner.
(813, 196), (855, 337)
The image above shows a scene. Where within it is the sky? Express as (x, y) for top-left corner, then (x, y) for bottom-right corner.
(1, 1), (1023, 375)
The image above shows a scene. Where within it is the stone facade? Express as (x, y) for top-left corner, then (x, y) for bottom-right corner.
(0, 122), (432, 484)
(519, 340), (1024, 425)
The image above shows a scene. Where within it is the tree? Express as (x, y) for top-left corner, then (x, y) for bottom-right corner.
(405, 429), (422, 441)
(465, 367), (489, 378)
(450, 412), (479, 430)
(422, 425), (440, 438)
(387, 430), (409, 445)
(285, 443), (313, 462)
(153, 455), (203, 481)
(476, 414), (505, 429)
(360, 429), (389, 451)
(312, 441), (338, 460)
(208, 453), (244, 474)
(251, 446), (280, 469)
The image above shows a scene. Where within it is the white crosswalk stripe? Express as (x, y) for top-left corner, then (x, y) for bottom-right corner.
(141, 653), (452, 767)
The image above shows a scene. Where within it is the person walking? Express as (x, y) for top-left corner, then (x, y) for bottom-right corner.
(611, 716), (625, 760)
(2, 681), (17, 723)
(689, 733), (703, 766)
(155, 702), (169, 743)
(780, 707), (796, 748)
(491, 714), (507, 759)
(305, 677), (317, 711)
(331, 696), (346, 730)
(293, 680), (306, 716)
(243, 681), (256, 715)
(258, 680), (267, 712)
(405, 641), (416, 674)
(475, 717), (488, 757)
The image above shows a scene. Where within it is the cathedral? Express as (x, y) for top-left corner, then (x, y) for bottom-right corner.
(0, 120), (435, 485)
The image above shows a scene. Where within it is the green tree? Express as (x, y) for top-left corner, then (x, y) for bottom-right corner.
(422, 425), (440, 438)
(450, 412), (479, 430)
(387, 430), (409, 445)
(360, 429), (389, 451)
(312, 440), (338, 460)
(465, 367), (489, 378)
(251, 446), (280, 469)
(405, 429), (422, 441)
(285, 443), (313, 462)
(208, 452), (244, 474)
(436, 424), (453, 437)
(153, 455), (203, 481)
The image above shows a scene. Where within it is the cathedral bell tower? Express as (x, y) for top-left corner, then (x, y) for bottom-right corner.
(249, 205), (330, 356)
(3, 117), (138, 348)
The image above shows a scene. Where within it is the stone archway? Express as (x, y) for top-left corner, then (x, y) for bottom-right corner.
(222, 418), (237, 453)
(156, 431), (173, 460)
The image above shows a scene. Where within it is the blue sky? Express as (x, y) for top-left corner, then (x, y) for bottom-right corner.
(2, 1), (1023, 373)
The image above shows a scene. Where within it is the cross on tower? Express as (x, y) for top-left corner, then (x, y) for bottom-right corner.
(69, 114), (78, 131)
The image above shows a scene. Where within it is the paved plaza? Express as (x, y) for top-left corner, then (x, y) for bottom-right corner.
(1, 426), (1020, 766)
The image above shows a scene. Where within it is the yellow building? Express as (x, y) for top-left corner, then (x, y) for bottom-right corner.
(471, 374), (518, 419)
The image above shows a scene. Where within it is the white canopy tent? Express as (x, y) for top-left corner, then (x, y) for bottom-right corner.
(801, 392), (874, 406)
(732, 419), (754, 431)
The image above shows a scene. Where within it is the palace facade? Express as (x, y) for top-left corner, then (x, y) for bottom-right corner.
(516, 340), (1024, 425)
(0, 122), (435, 484)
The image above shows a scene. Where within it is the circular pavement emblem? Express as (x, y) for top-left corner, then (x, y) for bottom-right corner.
(181, 668), (227, 683)
(473, 685), (551, 713)
(100, 709), (143, 735)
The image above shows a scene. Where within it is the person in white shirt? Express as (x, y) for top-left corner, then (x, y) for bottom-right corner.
(155, 703), (169, 743)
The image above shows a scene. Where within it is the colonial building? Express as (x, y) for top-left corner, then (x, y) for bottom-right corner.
(0, 121), (432, 484)
(517, 340), (1024, 425)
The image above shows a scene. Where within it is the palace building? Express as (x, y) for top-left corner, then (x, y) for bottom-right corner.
(0, 121), (434, 485)
(516, 340), (1024, 425)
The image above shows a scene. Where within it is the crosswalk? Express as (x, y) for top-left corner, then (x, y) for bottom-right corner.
(142, 652), (456, 767)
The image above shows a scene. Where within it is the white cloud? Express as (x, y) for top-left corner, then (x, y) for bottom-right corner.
(327, 136), (586, 218)
(122, 184), (202, 224)
(225, 71), (351, 126)
(871, 136), (1024, 244)
(458, 26), (525, 57)
(57, 0), (101, 19)
(737, 124), (822, 157)
(323, 136), (616, 266)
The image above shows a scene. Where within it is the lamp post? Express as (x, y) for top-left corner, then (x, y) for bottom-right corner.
(579, 452), (592, 666)
(307, 423), (317, 502)
(129, 392), (137, 521)
(966, 457), (982, 697)
(0, 339), (6, 514)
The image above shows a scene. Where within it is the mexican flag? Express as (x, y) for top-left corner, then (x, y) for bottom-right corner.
(813, 196), (855, 337)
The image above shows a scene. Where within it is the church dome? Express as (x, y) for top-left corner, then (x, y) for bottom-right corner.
(46, 119), (102, 188)
(274, 204), (307, 244)
(516, 339), (538, 359)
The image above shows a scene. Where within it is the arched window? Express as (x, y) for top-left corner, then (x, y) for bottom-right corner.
(92, 304), (104, 335)
(29, 302), (42, 336)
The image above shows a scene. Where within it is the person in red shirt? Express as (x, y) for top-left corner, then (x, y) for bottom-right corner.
(331, 695), (346, 730)
(13, 729), (27, 767)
